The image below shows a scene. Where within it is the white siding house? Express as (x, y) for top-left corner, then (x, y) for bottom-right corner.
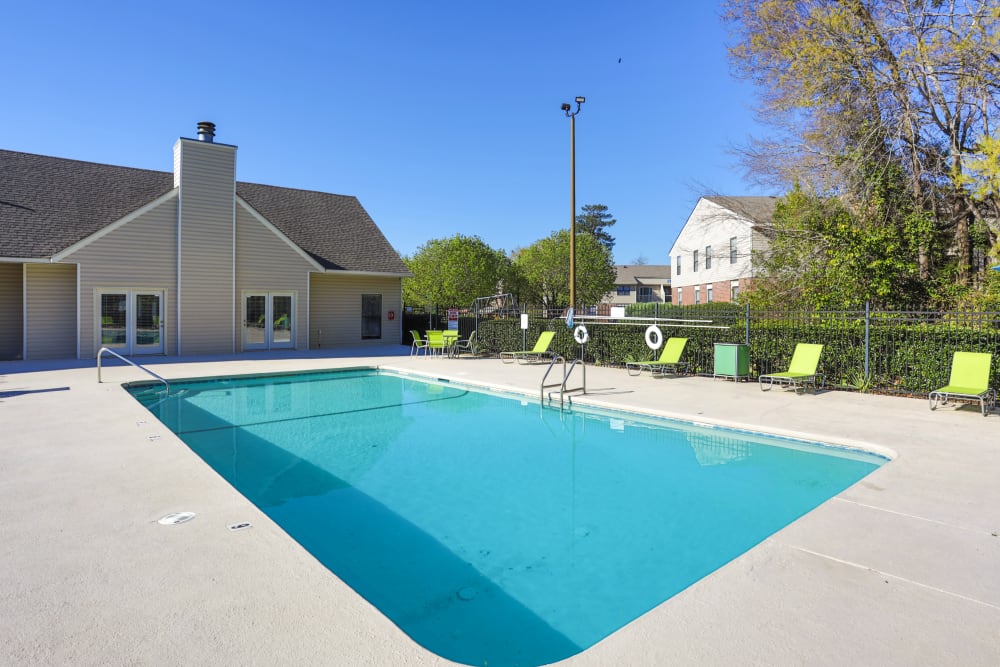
(604, 265), (672, 306)
(668, 196), (776, 305)
(0, 122), (411, 360)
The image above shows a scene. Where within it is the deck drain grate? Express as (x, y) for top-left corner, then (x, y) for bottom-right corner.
(157, 511), (196, 526)
(227, 522), (253, 532)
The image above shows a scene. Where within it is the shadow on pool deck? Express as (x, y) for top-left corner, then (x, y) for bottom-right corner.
(0, 344), (412, 375)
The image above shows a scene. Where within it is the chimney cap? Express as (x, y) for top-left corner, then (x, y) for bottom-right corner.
(196, 121), (216, 142)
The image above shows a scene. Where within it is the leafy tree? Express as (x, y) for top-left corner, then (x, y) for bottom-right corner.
(748, 184), (928, 309)
(514, 230), (616, 308)
(724, 0), (1000, 291)
(575, 204), (617, 252)
(403, 234), (512, 309)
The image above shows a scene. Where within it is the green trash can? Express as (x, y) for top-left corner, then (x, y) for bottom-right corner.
(714, 343), (749, 381)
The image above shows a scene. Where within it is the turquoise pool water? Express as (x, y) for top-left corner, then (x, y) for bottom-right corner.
(129, 369), (885, 667)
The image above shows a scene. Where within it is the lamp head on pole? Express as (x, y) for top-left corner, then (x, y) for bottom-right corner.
(562, 96), (585, 118)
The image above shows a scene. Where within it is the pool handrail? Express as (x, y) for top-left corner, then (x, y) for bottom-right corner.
(97, 347), (169, 389)
(541, 356), (586, 409)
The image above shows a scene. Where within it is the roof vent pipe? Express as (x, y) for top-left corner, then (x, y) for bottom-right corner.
(196, 121), (216, 143)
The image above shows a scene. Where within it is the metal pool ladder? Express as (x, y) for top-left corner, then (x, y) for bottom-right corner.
(97, 347), (169, 389)
(540, 355), (586, 409)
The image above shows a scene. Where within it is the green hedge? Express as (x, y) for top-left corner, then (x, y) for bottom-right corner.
(472, 308), (1000, 395)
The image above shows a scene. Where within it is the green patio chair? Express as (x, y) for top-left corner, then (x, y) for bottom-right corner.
(410, 330), (429, 356)
(626, 337), (689, 376)
(424, 330), (448, 356)
(759, 343), (824, 394)
(929, 351), (995, 417)
(500, 331), (556, 364)
(449, 330), (478, 358)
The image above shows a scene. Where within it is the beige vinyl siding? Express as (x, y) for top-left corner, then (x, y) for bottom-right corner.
(176, 139), (237, 355)
(25, 263), (76, 359)
(235, 205), (313, 349)
(309, 274), (403, 348)
(63, 197), (178, 357)
(751, 228), (770, 277)
(0, 263), (24, 360)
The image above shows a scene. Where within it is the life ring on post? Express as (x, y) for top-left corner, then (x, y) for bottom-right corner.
(573, 324), (590, 345)
(644, 325), (663, 350)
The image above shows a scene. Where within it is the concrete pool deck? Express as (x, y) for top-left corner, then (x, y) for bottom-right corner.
(2, 348), (999, 665)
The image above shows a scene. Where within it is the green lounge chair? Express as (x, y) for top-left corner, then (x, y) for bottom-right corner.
(501, 331), (556, 364)
(410, 330), (429, 356)
(626, 337), (689, 376)
(929, 351), (995, 416)
(759, 343), (824, 393)
(449, 330), (477, 358)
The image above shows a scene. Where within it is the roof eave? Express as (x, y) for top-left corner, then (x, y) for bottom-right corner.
(0, 257), (53, 263)
(321, 268), (412, 278)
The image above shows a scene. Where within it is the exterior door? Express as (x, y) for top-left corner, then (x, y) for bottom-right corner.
(244, 292), (294, 350)
(362, 294), (382, 339)
(132, 292), (164, 354)
(98, 290), (164, 355)
(244, 294), (268, 350)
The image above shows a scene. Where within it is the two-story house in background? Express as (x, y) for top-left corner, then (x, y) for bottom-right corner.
(0, 122), (410, 361)
(605, 265), (672, 307)
(668, 196), (776, 305)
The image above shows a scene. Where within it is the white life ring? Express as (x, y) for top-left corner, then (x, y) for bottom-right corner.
(573, 324), (590, 345)
(645, 325), (663, 350)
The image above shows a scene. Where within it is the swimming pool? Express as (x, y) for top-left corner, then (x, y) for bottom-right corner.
(129, 369), (885, 667)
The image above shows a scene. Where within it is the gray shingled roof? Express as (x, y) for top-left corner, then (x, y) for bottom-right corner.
(615, 264), (671, 284)
(703, 195), (778, 225)
(0, 149), (409, 275)
(236, 182), (407, 274)
(0, 150), (174, 258)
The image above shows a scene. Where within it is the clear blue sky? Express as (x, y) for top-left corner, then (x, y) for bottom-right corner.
(2, 0), (774, 265)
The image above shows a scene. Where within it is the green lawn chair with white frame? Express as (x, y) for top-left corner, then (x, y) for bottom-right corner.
(929, 351), (995, 416)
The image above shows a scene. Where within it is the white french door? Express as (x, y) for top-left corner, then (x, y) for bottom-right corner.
(98, 290), (165, 355)
(243, 292), (294, 350)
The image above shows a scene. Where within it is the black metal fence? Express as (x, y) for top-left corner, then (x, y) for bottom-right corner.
(407, 302), (1000, 395)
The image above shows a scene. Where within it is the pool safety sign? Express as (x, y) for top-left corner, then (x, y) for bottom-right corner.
(447, 308), (459, 331)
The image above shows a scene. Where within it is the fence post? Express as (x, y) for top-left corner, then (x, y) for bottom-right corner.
(864, 301), (871, 378)
(745, 302), (750, 345)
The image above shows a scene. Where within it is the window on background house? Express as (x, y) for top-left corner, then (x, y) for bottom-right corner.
(617, 286), (631, 296)
(638, 286), (653, 302)
(705, 245), (712, 270)
(706, 285), (713, 302)
(676, 288), (682, 305)
(730, 236), (738, 263)
(693, 250), (699, 271)
(731, 282), (740, 301)
(694, 287), (700, 304)
(675, 255), (681, 274)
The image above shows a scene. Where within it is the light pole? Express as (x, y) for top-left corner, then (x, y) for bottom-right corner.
(561, 96), (585, 313)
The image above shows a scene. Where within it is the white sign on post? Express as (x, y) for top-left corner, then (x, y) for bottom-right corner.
(520, 314), (529, 330)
